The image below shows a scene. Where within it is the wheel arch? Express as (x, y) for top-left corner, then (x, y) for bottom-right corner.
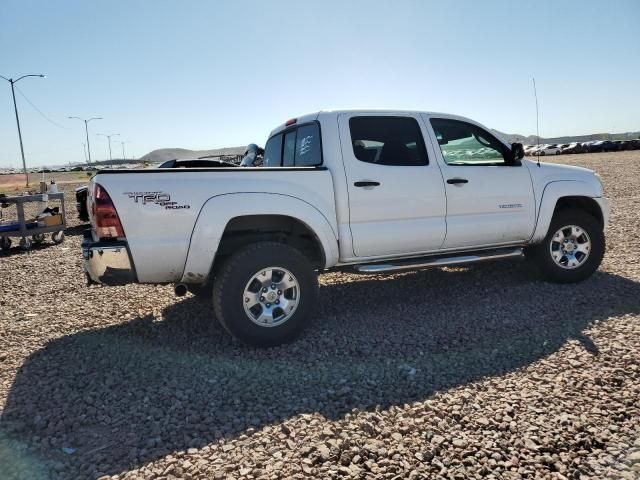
(216, 214), (327, 269)
(554, 196), (604, 226)
(180, 193), (339, 283)
(530, 180), (606, 243)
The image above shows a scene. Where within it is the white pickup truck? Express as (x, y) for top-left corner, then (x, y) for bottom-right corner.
(82, 110), (609, 346)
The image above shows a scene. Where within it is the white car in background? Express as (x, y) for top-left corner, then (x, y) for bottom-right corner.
(534, 144), (562, 156)
(524, 145), (540, 156)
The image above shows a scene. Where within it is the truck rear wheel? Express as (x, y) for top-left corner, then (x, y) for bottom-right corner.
(213, 242), (318, 347)
(529, 208), (604, 283)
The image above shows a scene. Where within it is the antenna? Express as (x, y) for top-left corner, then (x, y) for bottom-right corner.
(533, 77), (541, 167)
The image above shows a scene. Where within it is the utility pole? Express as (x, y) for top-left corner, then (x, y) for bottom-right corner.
(0, 73), (46, 186)
(97, 133), (120, 163)
(82, 143), (88, 163)
(69, 116), (102, 164)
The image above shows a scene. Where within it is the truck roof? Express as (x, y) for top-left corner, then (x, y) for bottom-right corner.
(268, 109), (475, 138)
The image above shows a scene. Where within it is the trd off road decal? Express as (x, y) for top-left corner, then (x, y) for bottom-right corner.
(124, 191), (190, 210)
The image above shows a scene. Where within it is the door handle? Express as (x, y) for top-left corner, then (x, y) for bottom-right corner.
(446, 178), (469, 185)
(354, 181), (380, 187)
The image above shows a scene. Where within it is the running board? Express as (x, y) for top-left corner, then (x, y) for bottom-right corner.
(355, 247), (524, 273)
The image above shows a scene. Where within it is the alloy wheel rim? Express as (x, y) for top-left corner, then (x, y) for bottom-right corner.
(243, 267), (300, 327)
(549, 224), (591, 269)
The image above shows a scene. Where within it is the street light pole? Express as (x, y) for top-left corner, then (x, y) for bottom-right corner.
(120, 140), (130, 161)
(69, 116), (102, 164)
(0, 73), (46, 186)
(97, 133), (120, 163)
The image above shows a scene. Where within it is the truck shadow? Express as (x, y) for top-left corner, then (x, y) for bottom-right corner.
(2, 261), (640, 478)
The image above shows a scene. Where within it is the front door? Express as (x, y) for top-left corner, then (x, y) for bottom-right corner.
(425, 116), (535, 249)
(338, 113), (447, 257)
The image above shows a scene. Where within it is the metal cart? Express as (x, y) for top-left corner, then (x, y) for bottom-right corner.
(0, 192), (66, 251)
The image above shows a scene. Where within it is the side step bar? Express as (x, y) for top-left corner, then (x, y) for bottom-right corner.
(355, 247), (524, 273)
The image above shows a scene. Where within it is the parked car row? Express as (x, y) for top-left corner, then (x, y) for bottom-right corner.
(525, 139), (640, 156)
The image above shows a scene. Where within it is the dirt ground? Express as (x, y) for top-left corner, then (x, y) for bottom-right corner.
(0, 151), (639, 479)
(0, 171), (94, 195)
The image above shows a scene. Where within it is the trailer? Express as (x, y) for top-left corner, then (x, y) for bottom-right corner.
(0, 192), (66, 251)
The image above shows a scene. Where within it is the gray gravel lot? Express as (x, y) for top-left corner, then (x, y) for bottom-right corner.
(1, 152), (639, 479)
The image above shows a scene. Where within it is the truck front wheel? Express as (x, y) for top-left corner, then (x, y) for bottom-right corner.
(212, 242), (318, 347)
(529, 208), (605, 283)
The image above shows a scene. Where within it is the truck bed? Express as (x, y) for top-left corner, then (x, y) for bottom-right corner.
(90, 167), (337, 283)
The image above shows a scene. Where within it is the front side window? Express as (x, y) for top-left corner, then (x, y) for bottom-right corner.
(430, 118), (510, 166)
(349, 116), (428, 166)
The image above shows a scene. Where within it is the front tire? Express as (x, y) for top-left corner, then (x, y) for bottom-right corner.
(529, 208), (604, 283)
(213, 242), (318, 347)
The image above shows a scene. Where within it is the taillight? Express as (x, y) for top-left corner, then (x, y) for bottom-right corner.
(92, 183), (125, 239)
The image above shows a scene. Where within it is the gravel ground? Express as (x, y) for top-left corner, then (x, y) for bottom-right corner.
(1, 151), (639, 480)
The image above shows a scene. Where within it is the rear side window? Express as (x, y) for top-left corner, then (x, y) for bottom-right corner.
(349, 116), (428, 166)
(263, 122), (323, 167)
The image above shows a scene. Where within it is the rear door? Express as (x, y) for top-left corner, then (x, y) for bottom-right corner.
(425, 116), (535, 249)
(338, 113), (446, 257)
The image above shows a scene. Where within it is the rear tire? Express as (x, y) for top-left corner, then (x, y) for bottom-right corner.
(529, 208), (604, 283)
(212, 242), (318, 347)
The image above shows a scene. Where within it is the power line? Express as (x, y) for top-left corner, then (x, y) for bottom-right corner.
(14, 85), (69, 130)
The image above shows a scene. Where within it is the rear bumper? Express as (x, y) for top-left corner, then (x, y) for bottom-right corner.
(82, 231), (136, 285)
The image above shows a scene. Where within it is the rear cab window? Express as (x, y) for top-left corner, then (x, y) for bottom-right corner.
(263, 133), (283, 167)
(263, 122), (322, 167)
(283, 131), (297, 166)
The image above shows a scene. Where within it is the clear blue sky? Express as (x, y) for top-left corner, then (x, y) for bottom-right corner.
(1, 0), (638, 167)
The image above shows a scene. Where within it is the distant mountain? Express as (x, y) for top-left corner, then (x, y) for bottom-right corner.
(492, 130), (640, 145)
(138, 146), (245, 164)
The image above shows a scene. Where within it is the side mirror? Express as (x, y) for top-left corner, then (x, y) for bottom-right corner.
(511, 142), (525, 163)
